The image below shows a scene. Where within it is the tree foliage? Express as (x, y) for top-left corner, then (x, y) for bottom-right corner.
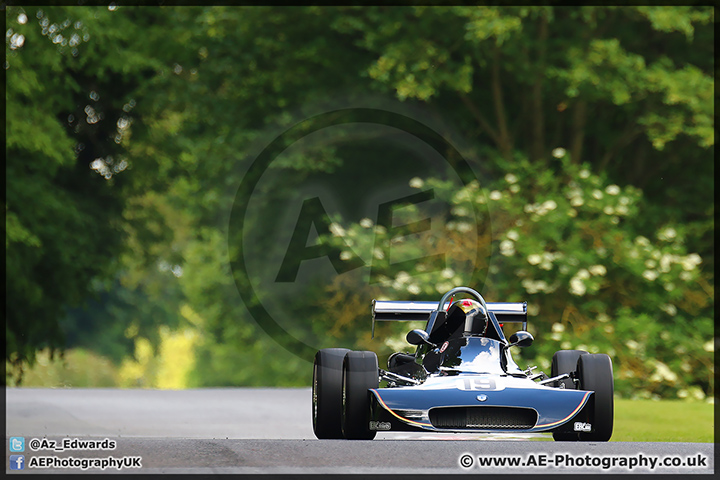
(327, 153), (712, 399)
(5, 5), (174, 378)
(5, 6), (713, 398)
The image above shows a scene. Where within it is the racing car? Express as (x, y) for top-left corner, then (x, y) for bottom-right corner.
(312, 286), (613, 441)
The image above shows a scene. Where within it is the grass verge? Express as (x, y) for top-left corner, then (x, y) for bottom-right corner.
(612, 398), (713, 442)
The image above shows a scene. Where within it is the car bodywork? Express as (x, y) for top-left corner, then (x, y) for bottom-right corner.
(368, 287), (597, 436)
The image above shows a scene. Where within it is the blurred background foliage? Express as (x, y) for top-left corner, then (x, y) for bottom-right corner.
(4, 6), (713, 401)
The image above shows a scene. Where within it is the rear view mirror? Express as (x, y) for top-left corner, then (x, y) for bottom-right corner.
(406, 329), (433, 346)
(509, 331), (534, 348)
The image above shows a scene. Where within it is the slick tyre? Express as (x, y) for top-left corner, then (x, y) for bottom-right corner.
(577, 353), (614, 442)
(551, 349), (587, 441)
(312, 348), (351, 439)
(341, 351), (379, 440)
(551, 349), (587, 389)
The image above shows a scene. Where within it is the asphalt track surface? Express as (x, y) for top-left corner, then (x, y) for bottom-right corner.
(5, 388), (714, 474)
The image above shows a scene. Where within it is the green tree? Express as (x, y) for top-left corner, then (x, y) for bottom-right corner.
(6, 6), (713, 393)
(326, 152), (713, 399)
(5, 5), (172, 379)
(154, 6), (713, 388)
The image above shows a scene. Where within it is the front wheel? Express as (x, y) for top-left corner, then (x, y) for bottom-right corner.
(551, 349), (588, 441)
(577, 353), (614, 441)
(312, 348), (350, 439)
(551, 349), (587, 389)
(341, 351), (378, 440)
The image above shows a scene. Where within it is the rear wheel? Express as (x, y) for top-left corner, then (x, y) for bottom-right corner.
(312, 348), (350, 439)
(341, 351), (379, 440)
(551, 349), (587, 441)
(577, 353), (614, 441)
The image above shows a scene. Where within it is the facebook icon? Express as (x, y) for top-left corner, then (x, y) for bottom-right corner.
(9, 455), (25, 470)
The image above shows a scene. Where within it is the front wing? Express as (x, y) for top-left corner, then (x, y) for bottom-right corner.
(368, 375), (593, 434)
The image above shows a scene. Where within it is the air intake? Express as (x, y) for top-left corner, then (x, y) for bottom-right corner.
(429, 407), (537, 429)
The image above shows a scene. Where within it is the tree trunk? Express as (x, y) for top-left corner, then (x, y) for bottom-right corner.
(531, 12), (549, 163)
(569, 100), (587, 163)
(459, 93), (500, 146)
(491, 45), (513, 162)
(598, 125), (643, 172)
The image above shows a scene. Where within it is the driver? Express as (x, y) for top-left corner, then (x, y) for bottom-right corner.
(454, 299), (489, 336)
(428, 298), (490, 344)
(422, 298), (490, 373)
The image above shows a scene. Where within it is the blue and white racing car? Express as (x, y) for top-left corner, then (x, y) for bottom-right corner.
(312, 286), (613, 441)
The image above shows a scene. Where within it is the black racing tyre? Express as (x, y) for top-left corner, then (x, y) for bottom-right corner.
(577, 353), (614, 442)
(551, 350), (587, 441)
(312, 348), (351, 439)
(341, 350), (379, 440)
(551, 349), (587, 389)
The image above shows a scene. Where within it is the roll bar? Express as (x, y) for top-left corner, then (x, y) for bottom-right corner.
(371, 287), (527, 337)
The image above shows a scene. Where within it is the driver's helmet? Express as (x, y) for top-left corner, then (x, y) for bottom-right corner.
(451, 299), (488, 336)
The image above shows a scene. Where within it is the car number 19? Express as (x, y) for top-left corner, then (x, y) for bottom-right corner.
(456, 377), (503, 391)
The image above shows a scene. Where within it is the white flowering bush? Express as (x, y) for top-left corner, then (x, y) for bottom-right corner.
(323, 154), (713, 400)
(476, 155), (713, 400)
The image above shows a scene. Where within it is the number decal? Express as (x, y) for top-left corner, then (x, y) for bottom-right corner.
(456, 377), (501, 391)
